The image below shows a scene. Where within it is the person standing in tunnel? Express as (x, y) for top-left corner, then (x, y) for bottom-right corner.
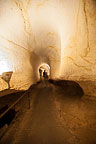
(43, 70), (46, 78)
(39, 68), (42, 81)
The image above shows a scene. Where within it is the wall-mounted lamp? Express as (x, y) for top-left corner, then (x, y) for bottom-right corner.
(0, 71), (13, 89)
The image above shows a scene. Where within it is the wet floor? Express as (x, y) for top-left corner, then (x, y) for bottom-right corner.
(1, 80), (96, 144)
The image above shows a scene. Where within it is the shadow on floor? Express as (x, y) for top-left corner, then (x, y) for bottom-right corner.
(0, 105), (16, 129)
(49, 79), (84, 99)
(0, 90), (26, 131)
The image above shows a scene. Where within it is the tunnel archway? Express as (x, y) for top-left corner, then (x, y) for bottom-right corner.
(38, 63), (50, 80)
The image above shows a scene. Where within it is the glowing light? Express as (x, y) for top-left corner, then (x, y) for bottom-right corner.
(39, 63), (50, 70)
(39, 63), (50, 76)
(0, 60), (12, 75)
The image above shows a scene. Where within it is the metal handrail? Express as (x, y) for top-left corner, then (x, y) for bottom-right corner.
(0, 90), (30, 120)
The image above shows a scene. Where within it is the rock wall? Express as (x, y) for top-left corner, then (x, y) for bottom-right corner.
(59, 0), (96, 96)
(0, 0), (96, 96)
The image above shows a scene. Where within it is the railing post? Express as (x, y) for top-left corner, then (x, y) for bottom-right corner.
(28, 91), (30, 109)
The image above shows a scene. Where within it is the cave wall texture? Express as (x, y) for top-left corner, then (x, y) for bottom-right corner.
(0, 0), (96, 96)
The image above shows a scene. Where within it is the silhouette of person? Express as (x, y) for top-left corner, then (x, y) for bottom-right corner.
(43, 70), (46, 78)
(39, 69), (42, 81)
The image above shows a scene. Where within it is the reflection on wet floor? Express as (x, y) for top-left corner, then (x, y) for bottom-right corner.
(0, 80), (96, 144)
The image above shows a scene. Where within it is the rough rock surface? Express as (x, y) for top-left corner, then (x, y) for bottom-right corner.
(0, 0), (96, 96)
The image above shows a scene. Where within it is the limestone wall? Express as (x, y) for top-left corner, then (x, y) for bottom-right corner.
(0, 0), (96, 96)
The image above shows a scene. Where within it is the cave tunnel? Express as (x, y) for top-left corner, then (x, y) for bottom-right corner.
(39, 63), (50, 80)
(0, 0), (96, 143)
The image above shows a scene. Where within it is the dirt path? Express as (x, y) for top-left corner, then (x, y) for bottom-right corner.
(1, 81), (96, 144)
